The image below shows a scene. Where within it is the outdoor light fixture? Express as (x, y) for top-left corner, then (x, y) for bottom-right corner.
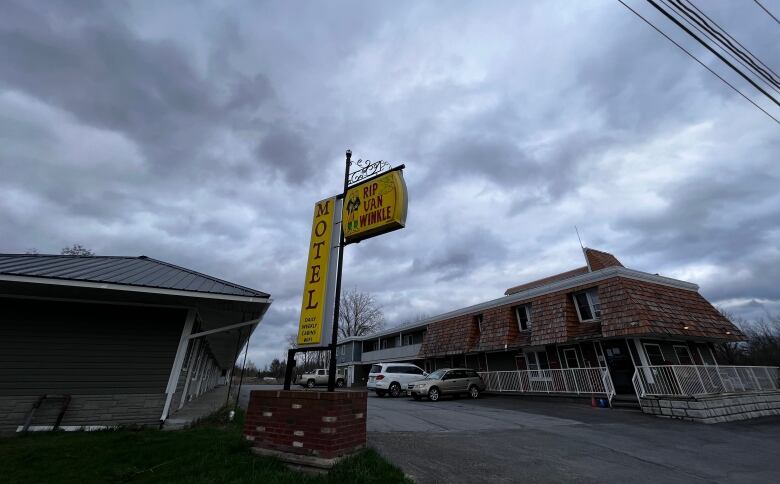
(726, 331), (732, 335)
(683, 325), (690, 330)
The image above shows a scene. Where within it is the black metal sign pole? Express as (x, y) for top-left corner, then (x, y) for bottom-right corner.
(327, 149), (352, 392)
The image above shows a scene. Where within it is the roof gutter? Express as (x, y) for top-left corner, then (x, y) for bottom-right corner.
(0, 274), (272, 304)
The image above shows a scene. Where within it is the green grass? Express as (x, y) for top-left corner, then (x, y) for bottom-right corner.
(0, 409), (411, 484)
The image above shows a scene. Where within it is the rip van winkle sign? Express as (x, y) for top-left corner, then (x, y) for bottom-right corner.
(343, 170), (408, 244)
(289, 151), (407, 391)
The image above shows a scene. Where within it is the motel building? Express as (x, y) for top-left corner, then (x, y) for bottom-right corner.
(337, 248), (780, 423)
(0, 253), (271, 433)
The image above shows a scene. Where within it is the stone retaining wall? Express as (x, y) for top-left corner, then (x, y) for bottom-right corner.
(639, 391), (780, 423)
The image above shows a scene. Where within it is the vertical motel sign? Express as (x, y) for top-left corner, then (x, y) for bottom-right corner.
(296, 197), (341, 346)
(290, 151), (407, 391)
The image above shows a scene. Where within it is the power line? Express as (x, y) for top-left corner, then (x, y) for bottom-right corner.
(645, 0), (780, 108)
(660, 0), (780, 95)
(616, 0), (780, 125)
(754, 0), (780, 25)
(686, 0), (780, 86)
(673, 0), (780, 90)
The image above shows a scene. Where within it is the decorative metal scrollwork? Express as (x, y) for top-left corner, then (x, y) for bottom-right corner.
(347, 159), (392, 186)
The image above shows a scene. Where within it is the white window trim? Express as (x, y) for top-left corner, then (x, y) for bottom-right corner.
(672, 344), (694, 365)
(524, 350), (552, 381)
(573, 289), (601, 322)
(562, 347), (581, 368)
(515, 305), (531, 331)
(643, 343), (665, 365)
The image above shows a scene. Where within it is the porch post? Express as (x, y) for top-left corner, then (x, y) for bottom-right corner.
(178, 338), (202, 410)
(632, 338), (654, 384)
(160, 308), (196, 423)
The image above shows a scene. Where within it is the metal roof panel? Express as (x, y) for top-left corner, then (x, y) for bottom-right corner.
(0, 254), (269, 298)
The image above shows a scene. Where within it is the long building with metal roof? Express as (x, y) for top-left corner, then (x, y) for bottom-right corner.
(0, 253), (272, 433)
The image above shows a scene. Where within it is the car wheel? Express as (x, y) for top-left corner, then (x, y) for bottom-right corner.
(376, 390), (386, 398)
(428, 387), (440, 402)
(412, 395), (421, 401)
(469, 385), (480, 399)
(307, 379), (315, 388)
(336, 378), (345, 388)
(389, 382), (401, 398)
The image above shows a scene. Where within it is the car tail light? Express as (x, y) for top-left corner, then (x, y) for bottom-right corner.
(375, 374), (385, 381)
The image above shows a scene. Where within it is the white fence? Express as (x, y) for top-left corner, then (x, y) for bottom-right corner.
(632, 365), (780, 398)
(478, 368), (615, 401)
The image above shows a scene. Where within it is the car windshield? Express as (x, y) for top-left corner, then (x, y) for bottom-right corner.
(426, 369), (447, 380)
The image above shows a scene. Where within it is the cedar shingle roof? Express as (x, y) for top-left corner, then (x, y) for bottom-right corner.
(584, 248), (624, 271)
(504, 266), (589, 296)
(503, 248), (623, 296)
(420, 249), (742, 358)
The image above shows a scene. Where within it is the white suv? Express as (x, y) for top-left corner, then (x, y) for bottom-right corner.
(368, 363), (427, 397)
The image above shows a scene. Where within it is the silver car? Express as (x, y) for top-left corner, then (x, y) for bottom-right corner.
(407, 368), (486, 402)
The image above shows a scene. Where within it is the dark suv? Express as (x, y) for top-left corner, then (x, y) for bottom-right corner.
(407, 368), (486, 402)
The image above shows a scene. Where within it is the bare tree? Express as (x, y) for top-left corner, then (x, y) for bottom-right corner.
(338, 288), (385, 339)
(61, 244), (94, 256)
(286, 332), (329, 374)
(715, 309), (780, 366)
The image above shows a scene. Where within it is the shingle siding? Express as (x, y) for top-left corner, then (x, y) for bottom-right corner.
(420, 275), (741, 359)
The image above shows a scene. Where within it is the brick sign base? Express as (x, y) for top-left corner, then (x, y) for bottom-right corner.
(243, 389), (367, 469)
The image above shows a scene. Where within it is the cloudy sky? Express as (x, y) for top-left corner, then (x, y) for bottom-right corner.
(1, 1), (778, 367)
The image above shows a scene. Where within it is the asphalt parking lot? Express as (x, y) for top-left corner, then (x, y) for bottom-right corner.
(367, 393), (780, 484)
(239, 386), (780, 483)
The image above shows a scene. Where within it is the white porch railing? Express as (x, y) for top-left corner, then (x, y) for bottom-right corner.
(632, 365), (780, 397)
(478, 368), (615, 402)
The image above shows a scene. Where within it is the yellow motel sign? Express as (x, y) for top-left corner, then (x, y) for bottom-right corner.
(343, 170), (408, 244)
(297, 197), (339, 345)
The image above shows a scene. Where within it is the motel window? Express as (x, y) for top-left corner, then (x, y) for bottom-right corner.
(515, 304), (531, 331)
(643, 343), (666, 366)
(563, 348), (580, 368)
(673, 345), (694, 365)
(474, 314), (484, 333)
(573, 288), (601, 322)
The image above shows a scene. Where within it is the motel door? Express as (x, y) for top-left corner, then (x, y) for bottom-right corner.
(601, 340), (635, 395)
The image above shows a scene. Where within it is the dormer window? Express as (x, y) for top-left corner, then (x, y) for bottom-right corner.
(573, 288), (601, 322)
(515, 304), (531, 331)
(474, 314), (484, 333)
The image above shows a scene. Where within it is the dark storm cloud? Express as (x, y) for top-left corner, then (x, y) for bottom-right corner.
(1, 0), (778, 367)
(411, 230), (508, 282)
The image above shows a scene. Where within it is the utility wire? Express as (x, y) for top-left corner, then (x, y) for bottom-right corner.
(754, 0), (780, 25)
(673, 0), (780, 89)
(616, 0), (780, 125)
(687, 0), (780, 85)
(660, 0), (780, 95)
(644, 0), (780, 108)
